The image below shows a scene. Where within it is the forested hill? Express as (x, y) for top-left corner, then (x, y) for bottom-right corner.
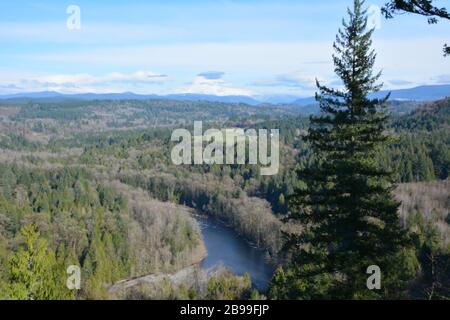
(392, 98), (450, 132)
(0, 94), (448, 299)
(383, 99), (450, 182)
(381, 98), (450, 182)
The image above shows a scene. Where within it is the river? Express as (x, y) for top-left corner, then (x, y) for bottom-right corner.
(194, 215), (275, 291)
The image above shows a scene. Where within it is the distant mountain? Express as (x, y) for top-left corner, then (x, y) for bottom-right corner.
(1, 84), (449, 106)
(292, 84), (450, 106)
(374, 85), (450, 101)
(164, 93), (260, 105)
(254, 94), (304, 104)
(0, 91), (66, 99)
(0, 91), (260, 105)
(291, 96), (317, 106)
(392, 97), (450, 131)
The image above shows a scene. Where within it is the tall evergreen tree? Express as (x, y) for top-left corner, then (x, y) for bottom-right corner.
(2, 224), (73, 300)
(270, 0), (417, 299)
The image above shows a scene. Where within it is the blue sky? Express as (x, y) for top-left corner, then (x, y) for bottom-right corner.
(0, 0), (449, 97)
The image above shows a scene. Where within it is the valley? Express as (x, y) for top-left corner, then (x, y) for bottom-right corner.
(0, 96), (448, 299)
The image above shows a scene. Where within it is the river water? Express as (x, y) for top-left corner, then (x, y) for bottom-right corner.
(194, 215), (275, 291)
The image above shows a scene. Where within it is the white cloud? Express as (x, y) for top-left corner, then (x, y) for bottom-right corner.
(32, 71), (167, 85)
(432, 74), (450, 84)
(249, 71), (332, 96)
(0, 70), (253, 96)
(2, 37), (449, 95)
(197, 71), (225, 80)
(177, 75), (252, 96)
(252, 72), (325, 88)
(16, 37), (447, 88)
(0, 71), (168, 94)
(17, 42), (333, 73)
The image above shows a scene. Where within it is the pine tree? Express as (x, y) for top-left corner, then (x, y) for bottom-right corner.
(3, 224), (73, 300)
(273, 0), (417, 299)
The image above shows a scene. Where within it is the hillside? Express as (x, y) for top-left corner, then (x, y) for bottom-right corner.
(0, 96), (448, 299)
(396, 180), (450, 247)
(392, 98), (450, 132)
(381, 98), (450, 182)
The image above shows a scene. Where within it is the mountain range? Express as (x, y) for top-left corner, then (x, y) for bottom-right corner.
(1, 84), (449, 106)
(292, 85), (450, 106)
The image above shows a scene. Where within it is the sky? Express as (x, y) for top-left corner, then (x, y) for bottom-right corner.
(0, 0), (449, 98)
